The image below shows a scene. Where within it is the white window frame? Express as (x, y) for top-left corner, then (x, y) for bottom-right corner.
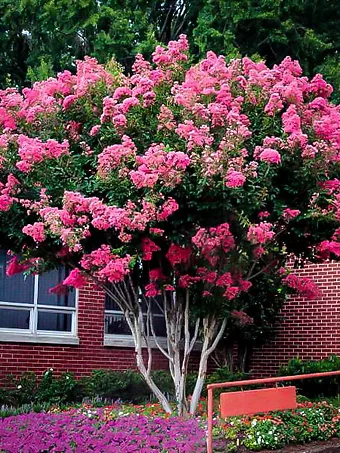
(0, 274), (79, 345)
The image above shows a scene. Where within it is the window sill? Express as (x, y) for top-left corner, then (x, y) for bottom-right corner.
(0, 332), (79, 345)
(104, 335), (202, 351)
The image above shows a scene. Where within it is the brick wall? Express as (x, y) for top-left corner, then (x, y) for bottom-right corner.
(0, 283), (169, 381)
(1, 262), (339, 382)
(250, 261), (340, 377)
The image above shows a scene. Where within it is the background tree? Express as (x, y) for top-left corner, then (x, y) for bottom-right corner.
(1, 0), (339, 100)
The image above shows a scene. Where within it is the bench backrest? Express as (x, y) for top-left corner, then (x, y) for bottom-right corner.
(220, 386), (297, 418)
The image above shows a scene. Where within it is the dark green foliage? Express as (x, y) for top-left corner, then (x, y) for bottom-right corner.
(1, 0), (339, 98)
(279, 355), (340, 398)
(0, 367), (247, 408)
(193, 0), (340, 100)
(3, 369), (81, 406)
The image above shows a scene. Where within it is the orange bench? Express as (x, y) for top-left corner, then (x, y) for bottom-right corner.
(207, 370), (340, 453)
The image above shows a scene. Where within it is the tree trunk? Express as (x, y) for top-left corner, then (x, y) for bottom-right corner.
(189, 317), (227, 414)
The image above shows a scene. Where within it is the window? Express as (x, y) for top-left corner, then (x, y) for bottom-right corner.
(0, 251), (78, 344)
(104, 292), (167, 347)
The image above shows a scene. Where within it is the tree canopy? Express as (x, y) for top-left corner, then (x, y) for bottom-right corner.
(0, 36), (340, 413)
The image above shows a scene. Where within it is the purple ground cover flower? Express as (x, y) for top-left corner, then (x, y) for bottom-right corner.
(0, 411), (207, 452)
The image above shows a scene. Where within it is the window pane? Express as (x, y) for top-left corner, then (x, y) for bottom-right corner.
(0, 308), (30, 329)
(104, 312), (167, 337)
(105, 313), (131, 335)
(149, 315), (167, 337)
(38, 268), (76, 307)
(105, 291), (164, 315)
(0, 251), (34, 304)
(37, 311), (72, 332)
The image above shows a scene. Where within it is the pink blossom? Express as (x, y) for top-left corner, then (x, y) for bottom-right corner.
(98, 256), (131, 283)
(258, 211), (270, 219)
(179, 274), (200, 288)
(224, 286), (239, 300)
(145, 282), (160, 297)
(98, 135), (136, 177)
(62, 95), (77, 110)
(259, 148), (281, 164)
(283, 273), (321, 300)
(166, 244), (191, 266)
(113, 87), (132, 100)
(112, 114), (127, 129)
(192, 223), (235, 266)
(253, 246), (265, 259)
(149, 268), (165, 281)
(164, 284), (175, 291)
(49, 283), (69, 295)
(158, 105), (176, 131)
(6, 257), (31, 276)
(264, 93), (284, 116)
(225, 170), (246, 188)
(309, 74), (333, 98)
(0, 194), (13, 211)
(130, 144), (190, 189)
(282, 105), (302, 134)
(63, 268), (87, 288)
(150, 228), (164, 236)
(238, 280), (252, 292)
(216, 272), (233, 287)
(283, 208), (300, 220)
(318, 240), (340, 258)
(141, 238), (160, 260)
(247, 222), (275, 244)
(89, 125), (101, 136)
(157, 198), (179, 221)
(16, 135), (69, 172)
(22, 222), (46, 242)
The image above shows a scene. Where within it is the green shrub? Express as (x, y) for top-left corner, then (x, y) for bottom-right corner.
(35, 370), (80, 404)
(84, 369), (151, 403)
(0, 367), (248, 408)
(204, 368), (250, 397)
(278, 356), (340, 398)
(2, 370), (83, 407)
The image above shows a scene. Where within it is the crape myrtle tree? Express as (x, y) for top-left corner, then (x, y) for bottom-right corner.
(0, 36), (340, 415)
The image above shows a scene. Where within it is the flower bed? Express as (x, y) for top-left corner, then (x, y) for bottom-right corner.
(215, 401), (340, 451)
(0, 407), (206, 452)
(1, 401), (340, 452)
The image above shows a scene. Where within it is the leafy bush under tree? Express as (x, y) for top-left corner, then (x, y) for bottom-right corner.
(279, 355), (340, 398)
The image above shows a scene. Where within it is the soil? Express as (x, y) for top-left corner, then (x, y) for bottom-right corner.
(236, 438), (340, 452)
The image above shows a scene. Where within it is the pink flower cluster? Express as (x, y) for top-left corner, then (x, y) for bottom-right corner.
(63, 268), (88, 288)
(22, 222), (46, 242)
(166, 244), (192, 266)
(283, 273), (321, 300)
(5, 256), (31, 276)
(192, 223), (235, 266)
(130, 144), (190, 188)
(247, 222), (275, 245)
(16, 135), (69, 173)
(0, 174), (20, 211)
(98, 135), (137, 177)
(152, 34), (189, 66)
(0, 57), (112, 128)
